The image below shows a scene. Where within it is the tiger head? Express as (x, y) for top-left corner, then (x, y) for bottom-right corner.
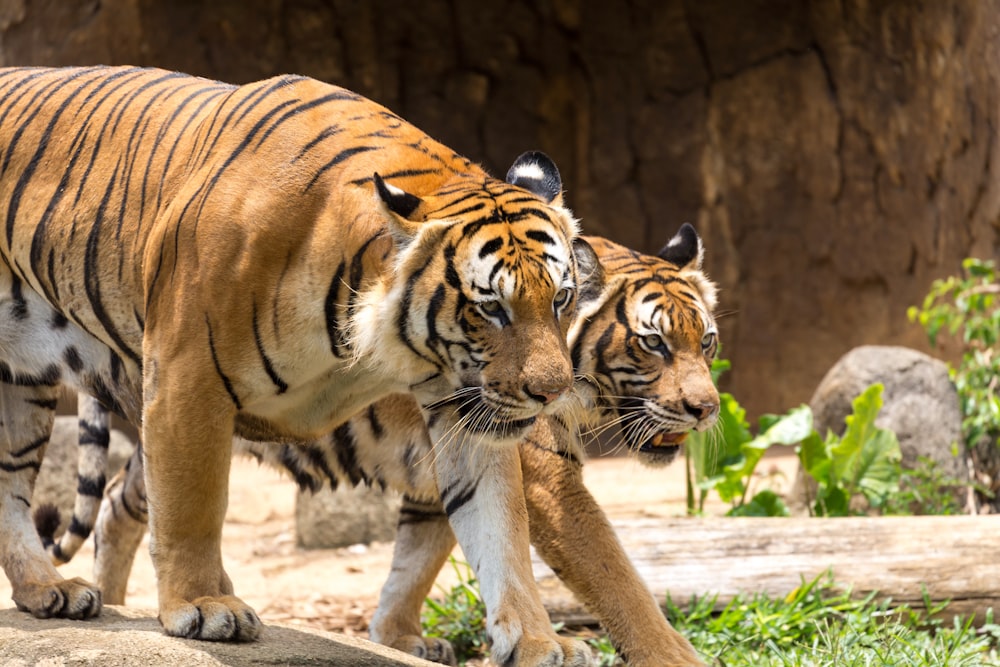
(570, 225), (719, 466)
(354, 152), (584, 446)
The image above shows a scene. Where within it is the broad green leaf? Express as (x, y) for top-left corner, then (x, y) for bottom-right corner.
(797, 430), (830, 482)
(715, 405), (813, 504)
(815, 485), (849, 517)
(728, 490), (790, 517)
(854, 426), (901, 507)
(830, 383), (884, 482)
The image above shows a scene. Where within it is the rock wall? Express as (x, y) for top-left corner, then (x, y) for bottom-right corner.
(2, 0), (998, 416)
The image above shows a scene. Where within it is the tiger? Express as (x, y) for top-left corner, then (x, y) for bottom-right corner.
(45, 225), (719, 666)
(0, 65), (596, 666)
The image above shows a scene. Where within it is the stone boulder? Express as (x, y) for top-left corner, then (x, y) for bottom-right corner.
(296, 484), (401, 549)
(0, 606), (436, 666)
(790, 345), (967, 511)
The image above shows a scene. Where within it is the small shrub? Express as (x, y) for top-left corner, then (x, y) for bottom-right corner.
(422, 558), (488, 663)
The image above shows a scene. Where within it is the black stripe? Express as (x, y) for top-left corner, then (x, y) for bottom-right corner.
(12, 435), (47, 458)
(478, 237), (503, 259)
(206, 316), (242, 410)
(78, 420), (110, 448)
(305, 145), (381, 192)
(9, 274), (28, 320)
(524, 229), (555, 245)
(67, 515), (94, 537)
(189, 97), (299, 230)
(25, 397), (59, 410)
(441, 479), (479, 517)
(76, 472), (106, 498)
(324, 261), (347, 357)
(366, 405), (384, 440)
(83, 156), (142, 364)
(278, 445), (322, 493)
(154, 87), (231, 213)
(195, 76), (296, 167)
(348, 168), (438, 186)
(0, 362), (61, 387)
(304, 442), (341, 490)
(332, 423), (364, 486)
(0, 460), (41, 473)
(253, 89), (361, 151)
(252, 301), (287, 394)
(5, 68), (101, 246)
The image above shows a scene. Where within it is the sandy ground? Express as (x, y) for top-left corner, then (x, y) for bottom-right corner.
(0, 450), (800, 639)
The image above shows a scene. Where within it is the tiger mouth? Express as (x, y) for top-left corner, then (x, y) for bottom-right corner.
(455, 395), (538, 438)
(637, 430), (689, 454)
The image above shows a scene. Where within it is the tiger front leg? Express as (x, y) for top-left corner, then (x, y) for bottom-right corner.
(0, 382), (101, 620)
(433, 442), (594, 667)
(142, 381), (260, 642)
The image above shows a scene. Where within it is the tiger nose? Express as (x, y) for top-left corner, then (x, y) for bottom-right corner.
(525, 384), (570, 405)
(684, 400), (718, 421)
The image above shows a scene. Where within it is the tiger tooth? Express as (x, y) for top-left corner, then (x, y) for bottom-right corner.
(652, 433), (664, 446)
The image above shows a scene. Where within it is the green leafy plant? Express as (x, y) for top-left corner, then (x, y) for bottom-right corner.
(422, 558), (488, 663)
(688, 402), (811, 516)
(797, 383), (902, 516)
(909, 258), (1000, 507)
(884, 455), (977, 516)
(687, 361), (901, 517)
(686, 357), (809, 516)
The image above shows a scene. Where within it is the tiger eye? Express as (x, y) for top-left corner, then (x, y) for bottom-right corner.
(643, 333), (664, 349)
(480, 300), (504, 315)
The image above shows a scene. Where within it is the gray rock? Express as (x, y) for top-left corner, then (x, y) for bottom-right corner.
(296, 484), (401, 549)
(0, 606), (436, 666)
(791, 345), (967, 511)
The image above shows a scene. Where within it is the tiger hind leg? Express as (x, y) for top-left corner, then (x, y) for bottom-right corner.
(93, 442), (148, 605)
(0, 381), (101, 619)
(369, 496), (458, 665)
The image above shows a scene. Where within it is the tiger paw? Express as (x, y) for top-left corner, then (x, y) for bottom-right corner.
(491, 632), (595, 667)
(387, 635), (457, 665)
(13, 576), (102, 620)
(158, 594), (261, 642)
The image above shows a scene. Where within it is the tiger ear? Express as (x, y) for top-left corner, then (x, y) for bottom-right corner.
(374, 172), (424, 245)
(658, 223), (704, 271)
(505, 151), (563, 205)
(572, 238), (606, 306)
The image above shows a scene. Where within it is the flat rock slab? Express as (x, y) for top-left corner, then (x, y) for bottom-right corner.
(0, 606), (437, 667)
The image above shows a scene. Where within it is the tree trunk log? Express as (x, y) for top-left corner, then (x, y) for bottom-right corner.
(534, 516), (1000, 625)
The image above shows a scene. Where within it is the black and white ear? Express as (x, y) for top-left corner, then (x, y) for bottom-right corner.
(658, 223), (704, 271)
(505, 151), (562, 204)
(374, 172), (423, 218)
(374, 172), (424, 245)
(572, 238), (606, 306)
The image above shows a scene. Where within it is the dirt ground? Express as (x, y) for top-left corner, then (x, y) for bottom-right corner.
(0, 450), (800, 641)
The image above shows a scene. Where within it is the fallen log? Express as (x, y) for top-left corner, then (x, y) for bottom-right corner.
(533, 515), (1000, 625)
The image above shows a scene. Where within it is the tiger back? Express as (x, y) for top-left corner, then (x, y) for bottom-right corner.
(0, 65), (592, 665)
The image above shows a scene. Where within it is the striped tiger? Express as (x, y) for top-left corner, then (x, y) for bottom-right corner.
(47, 225), (718, 666)
(0, 65), (593, 664)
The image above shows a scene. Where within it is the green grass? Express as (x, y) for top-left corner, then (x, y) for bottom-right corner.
(423, 562), (1000, 666)
(663, 574), (1000, 667)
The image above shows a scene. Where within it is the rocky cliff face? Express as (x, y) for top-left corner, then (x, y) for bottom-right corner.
(3, 0), (997, 416)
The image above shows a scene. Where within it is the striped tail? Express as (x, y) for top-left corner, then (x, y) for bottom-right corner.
(33, 394), (110, 565)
